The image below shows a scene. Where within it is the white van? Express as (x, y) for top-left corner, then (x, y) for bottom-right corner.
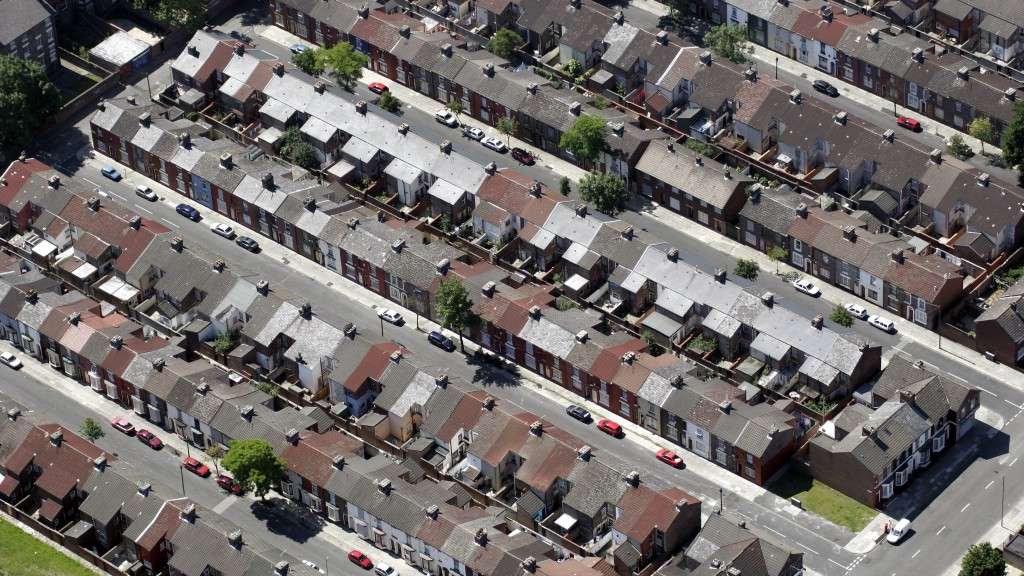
(374, 564), (396, 576)
(886, 518), (910, 544)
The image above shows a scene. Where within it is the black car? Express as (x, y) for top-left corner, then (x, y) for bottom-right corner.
(236, 236), (260, 252)
(566, 404), (591, 422)
(175, 203), (200, 221)
(812, 79), (839, 97)
(428, 330), (456, 352)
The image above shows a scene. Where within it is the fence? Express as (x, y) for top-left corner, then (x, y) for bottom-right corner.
(0, 501), (123, 576)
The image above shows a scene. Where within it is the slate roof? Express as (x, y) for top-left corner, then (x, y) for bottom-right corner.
(637, 140), (749, 209)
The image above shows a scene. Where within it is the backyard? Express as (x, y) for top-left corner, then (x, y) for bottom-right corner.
(770, 467), (877, 532)
(0, 517), (96, 576)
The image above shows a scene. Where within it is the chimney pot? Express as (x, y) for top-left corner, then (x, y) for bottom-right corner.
(656, 31), (669, 45)
(398, 122), (410, 135)
(812, 314), (824, 329)
(667, 247), (679, 261)
(834, 111), (848, 125)
(273, 62), (284, 76)
(761, 291), (774, 306)
(356, 100), (368, 115)
(699, 51), (712, 65)
(484, 161), (497, 174)
(314, 80), (326, 94)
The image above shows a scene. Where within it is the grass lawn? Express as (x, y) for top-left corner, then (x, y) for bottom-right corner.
(0, 517), (96, 576)
(770, 467), (878, 532)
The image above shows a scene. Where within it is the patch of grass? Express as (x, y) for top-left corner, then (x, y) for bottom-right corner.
(770, 468), (877, 532)
(0, 517), (96, 576)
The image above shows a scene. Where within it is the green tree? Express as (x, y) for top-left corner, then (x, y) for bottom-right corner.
(577, 172), (627, 214)
(734, 258), (759, 281)
(1002, 101), (1024, 167)
(766, 246), (788, 274)
(641, 329), (658, 348)
(959, 543), (1005, 576)
(222, 439), (286, 500)
(0, 55), (60, 159)
(378, 91), (402, 113)
(559, 114), (607, 164)
(947, 134), (973, 160)
(212, 331), (236, 355)
(592, 96), (609, 110)
(435, 278), (475, 352)
(446, 99), (464, 124)
(559, 176), (572, 196)
(968, 117), (994, 154)
(687, 334), (718, 355)
(496, 117), (516, 145)
(79, 418), (104, 442)
(279, 127), (319, 170)
(705, 24), (753, 64)
(292, 49), (323, 76)
(133, 0), (205, 31)
(315, 43), (368, 90)
(206, 444), (225, 476)
(829, 305), (854, 327)
(488, 28), (522, 60)
(563, 58), (583, 80)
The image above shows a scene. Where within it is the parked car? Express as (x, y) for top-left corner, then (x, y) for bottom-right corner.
(792, 277), (821, 297)
(434, 109), (458, 127)
(428, 330), (456, 351)
(462, 125), (485, 140)
(216, 474), (243, 495)
(480, 136), (507, 153)
(302, 560), (325, 574)
(655, 448), (684, 468)
(896, 116), (921, 131)
(176, 203), (200, 221)
(0, 351), (21, 369)
(812, 79), (839, 97)
(135, 185), (157, 201)
(867, 315), (896, 334)
(111, 417), (135, 435)
(182, 456), (210, 477)
(236, 236), (260, 252)
(844, 303), (869, 320)
(597, 419), (623, 437)
(367, 82), (388, 94)
(348, 550), (373, 570)
(289, 43), (309, 54)
(100, 165), (122, 181)
(565, 404), (591, 422)
(136, 429), (163, 449)
(211, 223), (235, 239)
(511, 147), (535, 165)
(377, 308), (404, 325)
(374, 564), (395, 576)
(886, 518), (911, 544)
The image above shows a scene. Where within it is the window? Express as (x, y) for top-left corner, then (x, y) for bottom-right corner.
(792, 239), (803, 252)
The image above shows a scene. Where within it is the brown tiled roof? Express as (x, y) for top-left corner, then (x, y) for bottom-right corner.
(884, 252), (961, 302)
(282, 431), (362, 487)
(343, 342), (401, 394)
(0, 158), (50, 206)
(613, 485), (697, 543)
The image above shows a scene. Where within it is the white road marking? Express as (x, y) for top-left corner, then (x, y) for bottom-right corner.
(160, 218), (179, 228)
(136, 206), (152, 215)
(827, 559), (851, 570)
(985, 480), (995, 490)
(110, 192), (126, 201)
(212, 495), (236, 514)
(82, 177), (101, 188)
(1005, 398), (1024, 409)
(764, 526), (786, 538)
(1010, 457), (1019, 468)
(937, 526), (946, 535)
(960, 503), (971, 513)
(975, 386), (999, 397)
(912, 550), (921, 559)
(794, 541), (818, 554)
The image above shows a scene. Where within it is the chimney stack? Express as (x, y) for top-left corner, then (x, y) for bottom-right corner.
(957, 66), (969, 81)
(358, 4), (369, 18)
(577, 445), (591, 461)
(356, 100), (367, 115)
(257, 280), (270, 295)
(399, 25), (411, 38)
(441, 43), (453, 57)
(613, 11), (624, 24)
(481, 281), (496, 297)
(180, 503), (196, 523)
(170, 236), (183, 252)
(699, 51), (712, 65)
(624, 471), (640, 487)
(219, 152), (233, 169)
(569, 101), (582, 115)
(129, 215), (142, 230)
(235, 44), (244, 57)
(667, 247), (679, 261)
(228, 530), (243, 550)
(49, 430), (63, 447)
(483, 63), (495, 78)
(656, 31), (669, 45)
(761, 292), (774, 306)
(300, 302), (312, 320)
(440, 139), (452, 154)
(811, 314), (824, 329)
(484, 161), (497, 174)
(398, 123), (409, 135)
(261, 170), (274, 188)
(48, 175), (60, 188)
(530, 421), (543, 436)
(314, 80), (326, 94)
(714, 268), (727, 283)
(834, 111), (848, 125)
(273, 62), (284, 76)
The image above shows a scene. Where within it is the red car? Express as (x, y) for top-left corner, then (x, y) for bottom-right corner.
(597, 419), (623, 437)
(347, 550), (373, 570)
(896, 116), (921, 131)
(368, 82), (388, 94)
(136, 429), (163, 450)
(656, 448), (684, 468)
(511, 147), (535, 165)
(111, 417), (135, 435)
(216, 474), (243, 495)
(182, 456), (211, 477)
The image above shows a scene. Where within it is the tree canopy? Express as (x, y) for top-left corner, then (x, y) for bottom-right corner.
(279, 127), (319, 170)
(488, 28), (522, 60)
(133, 0), (205, 31)
(766, 246), (788, 273)
(378, 91), (402, 113)
(435, 278), (474, 352)
(968, 117), (994, 154)
(0, 55), (60, 160)
(496, 117), (516, 144)
(315, 43), (368, 90)
(1002, 102), (1024, 166)
(577, 172), (627, 214)
(559, 114), (607, 164)
(292, 49), (323, 76)
(222, 438), (286, 499)
(734, 258), (759, 281)
(959, 543), (1005, 576)
(79, 418), (104, 442)
(705, 24), (753, 64)
(829, 305), (853, 327)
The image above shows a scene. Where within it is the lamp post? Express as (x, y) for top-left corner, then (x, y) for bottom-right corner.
(775, 57), (779, 79)
(380, 315), (385, 337)
(179, 466), (186, 496)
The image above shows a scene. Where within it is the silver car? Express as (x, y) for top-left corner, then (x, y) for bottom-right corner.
(481, 136), (507, 153)
(462, 125), (485, 140)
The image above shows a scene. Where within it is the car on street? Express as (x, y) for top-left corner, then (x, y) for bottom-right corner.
(216, 474), (243, 495)
(434, 109), (458, 127)
(176, 203), (200, 221)
(867, 314), (896, 334)
(886, 518), (911, 544)
(0, 351), (22, 369)
(374, 564), (395, 576)
(236, 235), (260, 252)
(367, 82), (388, 94)
(301, 560), (324, 574)
(792, 277), (821, 297)
(844, 303), (869, 320)
(289, 43), (309, 54)
(655, 448), (684, 468)
(428, 330), (456, 351)
(462, 125), (485, 140)
(111, 417), (135, 435)
(812, 79), (839, 97)
(211, 223), (235, 239)
(100, 165), (122, 181)
(597, 419), (623, 437)
(511, 147), (535, 165)
(565, 404), (591, 422)
(182, 456), (211, 477)
(348, 550), (373, 570)
(135, 185), (157, 201)
(896, 116), (922, 131)
(136, 429), (163, 449)
(377, 308), (404, 325)
(480, 136), (507, 153)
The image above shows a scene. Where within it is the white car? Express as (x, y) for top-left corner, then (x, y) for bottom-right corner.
(434, 109), (458, 127)
(886, 518), (910, 544)
(135, 185), (157, 201)
(462, 125), (485, 140)
(374, 564), (396, 576)
(867, 315), (896, 334)
(792, 278), (821, 297)
(844, 303), (868, 320)
(301, 560), (324, 574)
(0, 351), (22, 369)
(211, 223), (235, 239)
(377, 308), (404, 325)
(480, 136), (508, 153)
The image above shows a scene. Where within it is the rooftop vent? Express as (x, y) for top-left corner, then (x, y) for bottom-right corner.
(656, 30), (669, 45)
(356, 100), (367, 115)
(257, 279), (270, 296)
(833, 111), (847, 125)
(699, 51), (712, 65)
(300, 302), (312, 320)
(577, 445), (592, 461)
(624, 470), (640, 487)
(667, 247), (679, 261)
(761, 292), (774, 306)
(399, 25), (411, 38)
(789, 89), (801, 104)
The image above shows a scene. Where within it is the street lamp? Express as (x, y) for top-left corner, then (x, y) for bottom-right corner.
(775, 57), (779, 79)
(379, 315), (385, 337)
(179, 466), (186, 496)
